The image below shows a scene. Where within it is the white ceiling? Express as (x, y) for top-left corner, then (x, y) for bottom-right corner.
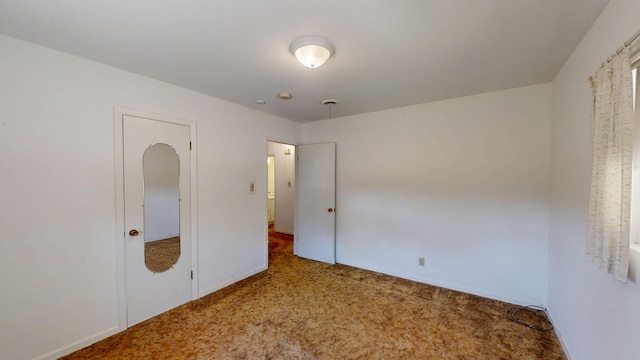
(0, 0), (609, 123)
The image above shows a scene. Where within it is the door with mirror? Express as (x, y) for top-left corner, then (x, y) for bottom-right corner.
(123, 115), (192, 327)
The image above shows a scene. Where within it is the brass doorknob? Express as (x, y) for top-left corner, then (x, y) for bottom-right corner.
(129, 229), (140, 236)
(328, 208), (334, 213)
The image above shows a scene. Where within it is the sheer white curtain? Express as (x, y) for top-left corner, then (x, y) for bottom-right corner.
(587, 46), (633, 283)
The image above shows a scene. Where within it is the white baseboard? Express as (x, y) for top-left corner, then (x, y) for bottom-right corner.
(545, 307), (573, 360)
(273, 228), (293, 235)
(32, 261), (558, 360)
(34, 325), (122, 360)
(336, 258), (539, 307)
(198, 266), (267, 298)
(33, 266), (267, 360)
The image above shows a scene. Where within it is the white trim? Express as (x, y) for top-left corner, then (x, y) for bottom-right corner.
(266, 135), (301, 146)
(265, 137), (299, 264)
(113, 108), (127, 330)
(34, 326), (120, 360)
(113, 106), (199, 331)
(545, 308), (573, 360)
(198, 266), (267, 298)
(336, 258), (541, 307)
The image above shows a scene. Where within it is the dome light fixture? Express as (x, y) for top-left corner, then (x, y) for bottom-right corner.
(290, 36), (335, 69)
(277, 92), (292, 100)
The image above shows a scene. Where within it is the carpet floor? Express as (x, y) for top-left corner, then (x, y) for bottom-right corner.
(62, 228), (566, 359)
(145, 237), (180, 273)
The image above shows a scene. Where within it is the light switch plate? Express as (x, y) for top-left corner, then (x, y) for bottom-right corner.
(249, 181), (255, 194)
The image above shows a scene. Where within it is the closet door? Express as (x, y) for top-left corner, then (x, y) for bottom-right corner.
(123, 115), (192, 326)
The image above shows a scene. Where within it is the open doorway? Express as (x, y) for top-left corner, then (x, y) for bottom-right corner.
(267, 141), (295, 265)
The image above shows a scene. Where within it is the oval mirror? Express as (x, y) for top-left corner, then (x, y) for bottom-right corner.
(143, 143), (181, 273)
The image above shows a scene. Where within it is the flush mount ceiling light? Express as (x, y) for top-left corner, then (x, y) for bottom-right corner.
(277, 92), (292, 100)
(290, 36), (335, 68)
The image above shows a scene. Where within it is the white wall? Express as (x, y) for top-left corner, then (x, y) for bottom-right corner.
(548, 0), (640, 359)
(0, 35), (300, 360)
(143, 144), (180, 242)
(13, 4), (640, 355)
(267, 142), (295, 234)
(302, 83), (552, 305)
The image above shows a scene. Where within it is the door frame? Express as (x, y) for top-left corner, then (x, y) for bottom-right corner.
(114, 106), (199, 330)
(265, 137), (298, 266)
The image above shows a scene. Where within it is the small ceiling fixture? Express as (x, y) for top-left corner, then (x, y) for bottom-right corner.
(322, 99), (338, 119)
(277, 92), (292, 100)
(321, 99), (338, 105)
(290, 36), (335, 68)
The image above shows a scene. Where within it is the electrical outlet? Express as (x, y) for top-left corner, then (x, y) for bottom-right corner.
(418, 257), (425, 267)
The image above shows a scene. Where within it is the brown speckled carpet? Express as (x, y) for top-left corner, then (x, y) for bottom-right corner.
(145, 237), (180, 272)
(62, 228), (566, 359)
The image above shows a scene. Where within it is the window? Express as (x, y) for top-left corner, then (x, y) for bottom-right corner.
(587, 44), (634, 281)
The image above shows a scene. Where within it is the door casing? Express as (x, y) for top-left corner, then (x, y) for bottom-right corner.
(114, 107), (198, 330)
(265, 137), (299, 266)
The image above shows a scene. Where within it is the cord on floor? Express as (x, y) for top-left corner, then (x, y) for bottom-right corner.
(505, 305), (554, 331)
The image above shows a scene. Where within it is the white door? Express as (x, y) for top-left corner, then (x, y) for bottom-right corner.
(295, 142), (336, 264)
(124, 115), (192, 327)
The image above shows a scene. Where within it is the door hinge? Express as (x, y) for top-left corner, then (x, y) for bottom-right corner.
(190, 271), (194, 280)
(189, 141), (192, 150)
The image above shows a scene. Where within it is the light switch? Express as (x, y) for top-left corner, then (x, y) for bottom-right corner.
(249, 181), (255, 194)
